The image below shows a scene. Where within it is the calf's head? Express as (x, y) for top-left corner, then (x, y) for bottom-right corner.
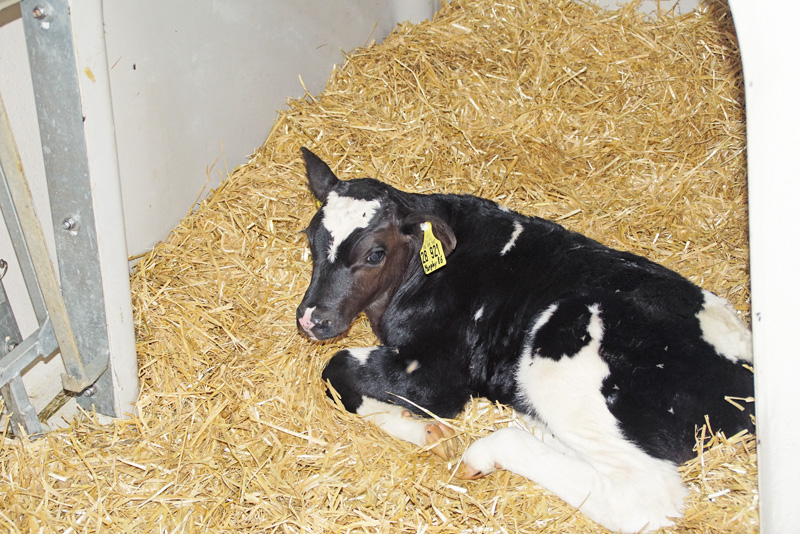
(296, 148), (455, 340)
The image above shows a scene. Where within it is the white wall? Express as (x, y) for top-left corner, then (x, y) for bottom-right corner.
(729, 1), (800, 532)
(103, 0), (438, 256)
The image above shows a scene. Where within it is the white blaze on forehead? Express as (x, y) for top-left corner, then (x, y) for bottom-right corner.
(322, 191), (382, 262)
(501, 221), (524, 256)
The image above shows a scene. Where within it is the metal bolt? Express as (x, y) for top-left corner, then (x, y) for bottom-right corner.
(62, 217), (76, 231)
(4, 337), (18, 353)
(32, 6), (45, 19)
(83, 385), (97, 398)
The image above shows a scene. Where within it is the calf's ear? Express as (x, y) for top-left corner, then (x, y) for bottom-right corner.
(400, 212), (457, 256)
(301, 148), (339, 202)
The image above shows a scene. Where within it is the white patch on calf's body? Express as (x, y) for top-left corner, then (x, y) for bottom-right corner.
(517, 304), (607, 434)
(466, 303), (688, 533)
(585, 303), (603, 339)
(520, 304), (559, 359)
(356, 397), (429, 447)
(532, 303), (559, 335)
(696, 290), (753, 363)
(473, 306), (485, 322)
(347, 347), (375, 365)
(322, 191), (381, 262)
(500, 221), (524, 256)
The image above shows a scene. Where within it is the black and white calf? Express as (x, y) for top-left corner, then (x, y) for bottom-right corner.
(296, 148), (754, 533)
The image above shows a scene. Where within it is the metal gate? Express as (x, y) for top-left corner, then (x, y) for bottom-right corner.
(1, 0), (138, 435)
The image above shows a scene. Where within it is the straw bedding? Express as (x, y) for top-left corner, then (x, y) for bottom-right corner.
(1, 0), (756, 532)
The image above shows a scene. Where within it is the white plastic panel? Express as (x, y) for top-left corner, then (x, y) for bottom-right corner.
(729, 1), (800, 532)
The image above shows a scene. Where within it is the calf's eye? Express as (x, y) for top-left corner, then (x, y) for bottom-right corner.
(366, 250), (386, 265)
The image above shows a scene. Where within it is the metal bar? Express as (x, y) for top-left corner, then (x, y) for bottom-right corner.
(0, 92), (94, 392)
(0, 130), (48, 324)
(0, 261), (23, 354)
(0, 318), (58, 389)
(0, 377), (42, 436)
(20, 0), (111, 394)
(0, 268), (44, 435)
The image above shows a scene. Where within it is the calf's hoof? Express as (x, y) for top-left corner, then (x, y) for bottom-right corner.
(424, 422), (459, 461)
(454, 434), (503, 480)
(454, 462), (489, 480)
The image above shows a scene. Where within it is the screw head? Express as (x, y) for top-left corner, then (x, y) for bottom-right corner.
(4, 336), (18, 353)
(62, 217), (76, 231)
(32, 6), (45, 19)
(82, 385), (97, 398)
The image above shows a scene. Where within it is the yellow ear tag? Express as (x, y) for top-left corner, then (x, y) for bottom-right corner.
(315, 198), (323, 209)
(420, 222), (446, 274)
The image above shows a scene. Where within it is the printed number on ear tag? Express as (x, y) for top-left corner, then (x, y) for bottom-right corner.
(420, 222), (446, 274)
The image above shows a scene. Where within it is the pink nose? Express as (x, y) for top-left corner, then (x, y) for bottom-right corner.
(298, 307), (315, 332)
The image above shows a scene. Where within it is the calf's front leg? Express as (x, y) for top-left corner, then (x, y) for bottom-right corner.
(321, 346), (467, 456)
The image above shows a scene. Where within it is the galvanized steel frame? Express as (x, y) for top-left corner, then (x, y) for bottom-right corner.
(20, 0), (113, 397)
(1, 0), (127, 433)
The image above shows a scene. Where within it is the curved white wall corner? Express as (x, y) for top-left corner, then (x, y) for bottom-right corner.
(70, 0), (139, 419)
(729, 1), (800, 532)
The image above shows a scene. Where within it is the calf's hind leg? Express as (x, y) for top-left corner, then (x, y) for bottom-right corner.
(455, 301), (687, 533)
(321, 346), (467, 455)
(458, 426), (685, 533)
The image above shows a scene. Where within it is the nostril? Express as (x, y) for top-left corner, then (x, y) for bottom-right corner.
(318, 319), (331, 330)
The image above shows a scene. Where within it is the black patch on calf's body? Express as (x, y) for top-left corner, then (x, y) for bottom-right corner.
(526, 299), (595, 360)
(321, 350), (366, 413)
(593, 297), (755, 463)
